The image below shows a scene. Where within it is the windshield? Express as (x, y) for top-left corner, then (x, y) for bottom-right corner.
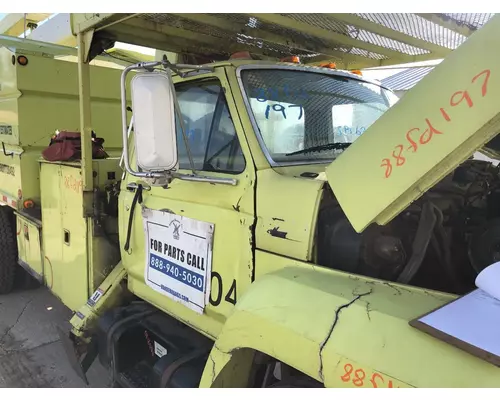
(240, 68), (399, 164)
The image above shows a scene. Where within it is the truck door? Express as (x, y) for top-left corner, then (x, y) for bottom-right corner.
(121, 70), (255, 336)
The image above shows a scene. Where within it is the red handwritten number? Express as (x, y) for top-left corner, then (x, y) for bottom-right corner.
(382, 69), (491, 179)
(405, 128), (419, 152)
(450, 90), (474, 108)
(419, 118), (443, 145)
(472, 69), (491, 97)
(381, 158), (393, 178)
(341, 364), (398, 388)
(440, 108), (451, 122)
(370, 373), (384, 388)
(341, 363), (353, 382)
(353, 369), (366, 386)
(392, 145), (406, 166)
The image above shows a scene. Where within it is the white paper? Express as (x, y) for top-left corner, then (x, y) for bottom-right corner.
(475, 261), (500, 301)
(142, 208), (214, 314)
(419, 289), (500, 357)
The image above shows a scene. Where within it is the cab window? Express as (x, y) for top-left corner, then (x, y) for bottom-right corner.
(175, 82), (246, 174)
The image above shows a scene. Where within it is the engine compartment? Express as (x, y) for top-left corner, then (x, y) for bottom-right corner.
(316, 158), (500, 295)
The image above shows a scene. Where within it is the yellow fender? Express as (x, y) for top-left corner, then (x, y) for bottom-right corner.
(200, 266), (500, 388)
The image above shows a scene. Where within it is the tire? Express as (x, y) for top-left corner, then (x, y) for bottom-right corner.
(0, 207), (18, 294)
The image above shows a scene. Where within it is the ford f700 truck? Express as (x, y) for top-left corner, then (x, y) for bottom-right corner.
(1, 13), (500, 388)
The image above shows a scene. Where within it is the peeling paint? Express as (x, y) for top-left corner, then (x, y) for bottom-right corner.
(383, 282), (412, 296)
(365, 302), (372, 321)
(267, 227), (288, 239)
(210, 354), (217, 384)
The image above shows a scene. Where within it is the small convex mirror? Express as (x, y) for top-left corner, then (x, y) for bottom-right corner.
(130, 72), (178, 172)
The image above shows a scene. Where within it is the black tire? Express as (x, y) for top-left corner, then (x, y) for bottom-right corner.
(0, 206), (18, 294)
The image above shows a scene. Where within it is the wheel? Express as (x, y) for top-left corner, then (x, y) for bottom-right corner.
(0, 207), (18, 294)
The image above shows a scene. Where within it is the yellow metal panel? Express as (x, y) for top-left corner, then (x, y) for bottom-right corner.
(0, 47), (20, 146)
(15, 52), (127, 149)
(210, 254), (500, 387)
(16, 214), (43, 278)
(122, 67), (256, 339)
(0, 45), (131, 206)
(255, 168), (323, 261)
(40, 162), (89, 310)
(77, 32), (93, 195)
(326, 14), (500, 232)
(0, 151), (22, 206)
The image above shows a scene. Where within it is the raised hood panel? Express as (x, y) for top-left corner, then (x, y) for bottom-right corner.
(326, 14), (500, 233)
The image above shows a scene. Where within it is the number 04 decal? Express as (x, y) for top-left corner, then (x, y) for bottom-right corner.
(209, 272), (237, 306)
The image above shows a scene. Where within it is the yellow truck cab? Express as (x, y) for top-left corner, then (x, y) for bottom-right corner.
(2, 13), (500, 388)
(75, 49), (500, 388)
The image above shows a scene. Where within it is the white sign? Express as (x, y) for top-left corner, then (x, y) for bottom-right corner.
(87, 288), (104, 307)
(142, 207), (214, 314)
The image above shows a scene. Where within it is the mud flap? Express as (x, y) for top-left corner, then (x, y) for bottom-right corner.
(56, 326), (98, 386)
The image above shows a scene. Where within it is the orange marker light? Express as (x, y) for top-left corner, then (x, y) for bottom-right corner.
(17, 55), (28, 66)
(281, 55), (300, 63)
(23, 199), (34, 209)
(350, 69), (363, 76)
(320, 62), (337, 69)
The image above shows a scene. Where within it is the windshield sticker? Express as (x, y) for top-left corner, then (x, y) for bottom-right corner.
(334, 126), (367, 137)
(380, 69), (491, 179)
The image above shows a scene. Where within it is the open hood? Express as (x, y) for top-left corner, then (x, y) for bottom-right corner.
(326, 14), (500, 233)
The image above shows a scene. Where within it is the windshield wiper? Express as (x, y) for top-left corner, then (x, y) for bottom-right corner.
(285, 142), (351, 156)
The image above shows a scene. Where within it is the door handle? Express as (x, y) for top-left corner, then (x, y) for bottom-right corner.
(126, 182), (151, 192)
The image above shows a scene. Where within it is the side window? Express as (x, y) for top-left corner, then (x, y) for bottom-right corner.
(175, 82), (246, 174)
